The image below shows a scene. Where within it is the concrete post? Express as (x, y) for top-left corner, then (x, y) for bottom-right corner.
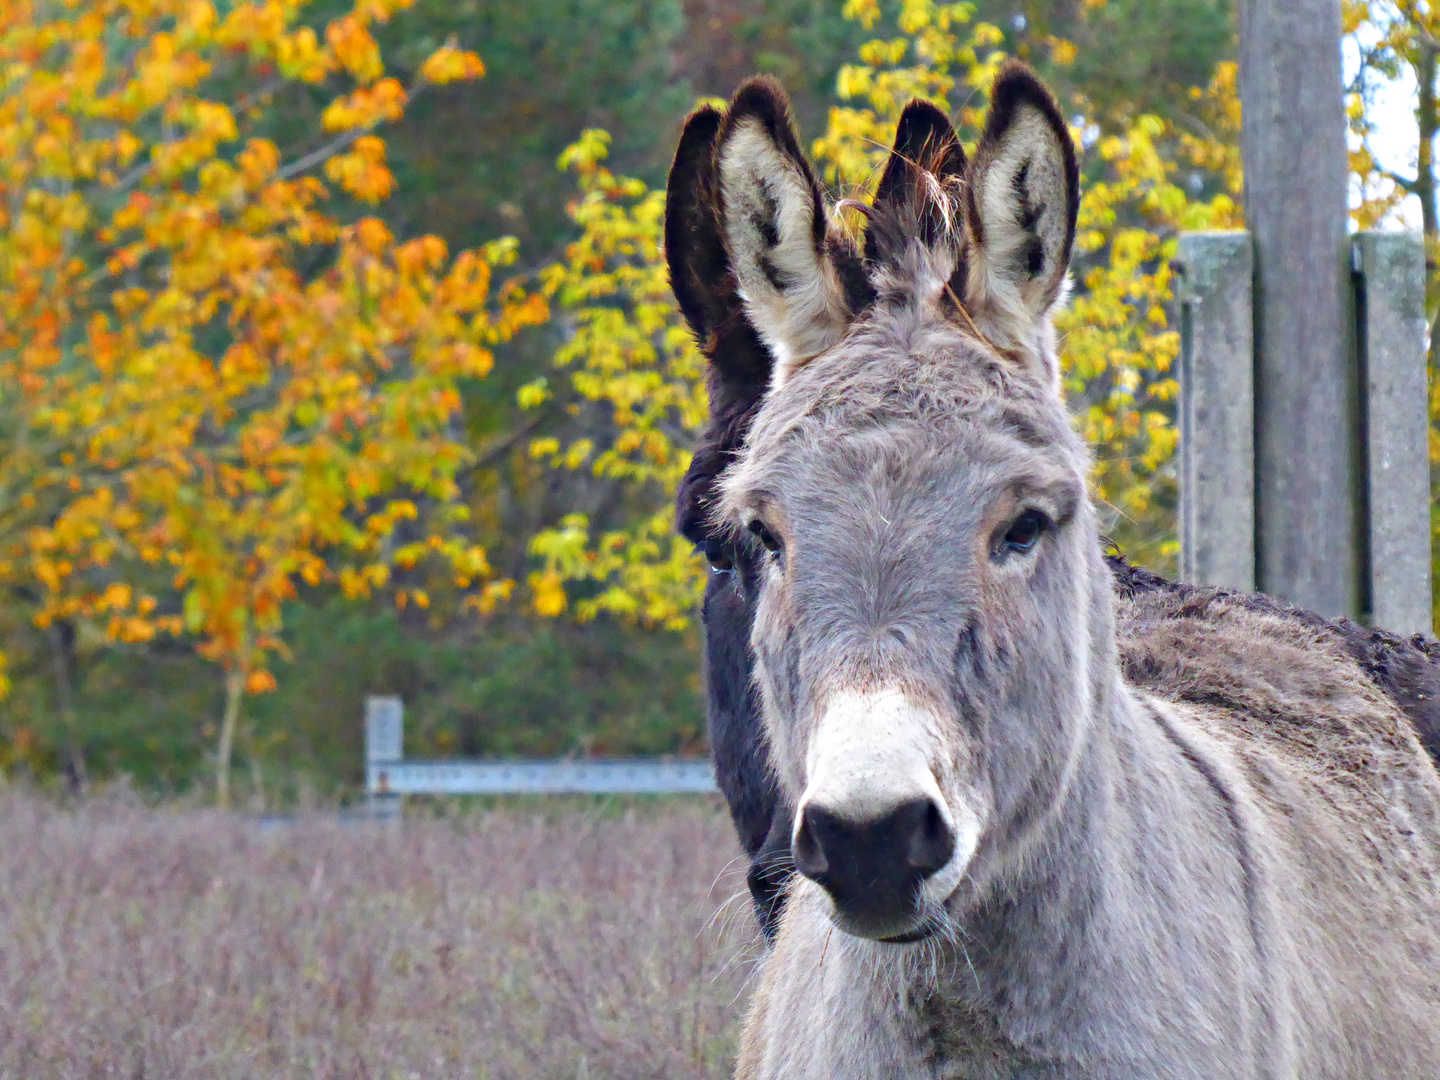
(365, 695), (404, 821)
(1353, 231), (1433, 635)
(1176, 232), (1256, 591)
(1238, 0), (1359, 618)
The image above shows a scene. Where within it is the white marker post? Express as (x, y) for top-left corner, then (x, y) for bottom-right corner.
(364, 695), (404, 821)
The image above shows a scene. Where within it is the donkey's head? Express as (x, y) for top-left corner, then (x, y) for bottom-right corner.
(667, 64), (1103, 943)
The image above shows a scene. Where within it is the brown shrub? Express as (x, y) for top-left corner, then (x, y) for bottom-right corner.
(0, 789), (758, 1079)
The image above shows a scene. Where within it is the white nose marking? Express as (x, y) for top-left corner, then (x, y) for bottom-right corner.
(797, 688), (980, 911)
(799, 688), (949, 830)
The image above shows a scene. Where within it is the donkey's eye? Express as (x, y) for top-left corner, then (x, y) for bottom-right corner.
(748, 519), (784, 555)
(995, 509), (1050, 558)
(696, 538), (734, 572)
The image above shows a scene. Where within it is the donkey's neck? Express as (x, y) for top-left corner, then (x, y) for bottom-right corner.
(930, 672), (1283, 1074)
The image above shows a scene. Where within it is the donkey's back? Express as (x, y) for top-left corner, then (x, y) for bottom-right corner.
(1116, 584), (1440, 1074)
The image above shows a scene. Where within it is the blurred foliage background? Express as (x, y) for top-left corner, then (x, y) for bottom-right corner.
(0, 0), (1428, 802)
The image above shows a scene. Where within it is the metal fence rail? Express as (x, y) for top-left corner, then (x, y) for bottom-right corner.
(363, 697), (717, 814)
(368, 758), (718, 796)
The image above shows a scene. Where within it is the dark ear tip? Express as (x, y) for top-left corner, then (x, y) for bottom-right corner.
(727, 75), (796, 131)
(987, 60), (1067, 131)
(990, 59), (1053, 102)
(983, 60), (1076, 174)
(670, 107), (723, 175)
(679, 105), (724, 140)
(718, 74), (814, 200)
(892, 99), (964, 169)
(895, 99), (952, 131)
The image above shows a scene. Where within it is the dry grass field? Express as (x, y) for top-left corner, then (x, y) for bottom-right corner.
(0, 789), (757, 1079)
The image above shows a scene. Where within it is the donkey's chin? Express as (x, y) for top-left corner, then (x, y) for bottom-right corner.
(828, 905), (936, 942)
(827, 896), (948, 943)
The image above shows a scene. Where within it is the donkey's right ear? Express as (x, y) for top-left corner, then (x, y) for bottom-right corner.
(716, 77), (858, 384)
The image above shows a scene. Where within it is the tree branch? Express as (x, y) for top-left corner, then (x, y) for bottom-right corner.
(1379, 167), (1422, 194)
(276, 80), (427, 182)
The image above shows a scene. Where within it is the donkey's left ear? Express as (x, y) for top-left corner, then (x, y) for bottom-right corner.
(666, 106), (776, 546)
(966, 62), (1080, 322)
(716, 77), (863, 384)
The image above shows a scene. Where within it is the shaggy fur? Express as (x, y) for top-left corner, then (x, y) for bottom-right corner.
(668, 64), (1440, 1079)
(1109, 557), (1440, 764)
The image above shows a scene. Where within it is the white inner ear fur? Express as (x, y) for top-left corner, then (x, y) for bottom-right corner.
(719, 118), (851, 389)
(967, 104), (1072, 354)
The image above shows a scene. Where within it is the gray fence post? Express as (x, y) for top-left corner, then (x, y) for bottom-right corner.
(365, 695), (404, 820)
(1176, 231), (1256, 592)
(1239, 0), (1360, 619)
(1353, 231), (1433, 635)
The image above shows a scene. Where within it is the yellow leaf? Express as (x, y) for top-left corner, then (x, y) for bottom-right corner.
(418, 45), (485, 85)
(530, 570), (568, 617)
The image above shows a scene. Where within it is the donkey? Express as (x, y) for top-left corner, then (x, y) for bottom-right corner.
(669, 88), (1440, 953)
(666, 63), (1440, 1077)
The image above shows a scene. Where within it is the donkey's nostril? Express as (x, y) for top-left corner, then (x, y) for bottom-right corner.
(792, 809), (830, 878)
(906, 798), (956, 877)
(794, 796), (956, 932)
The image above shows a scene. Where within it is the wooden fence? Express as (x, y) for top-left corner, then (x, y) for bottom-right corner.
(1175, 228), (1432, 635)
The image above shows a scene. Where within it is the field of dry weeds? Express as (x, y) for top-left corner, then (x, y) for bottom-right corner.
(0, 790), (756, 1079)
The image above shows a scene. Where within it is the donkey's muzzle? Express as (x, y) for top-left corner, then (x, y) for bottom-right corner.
(793, 796), (956, 936)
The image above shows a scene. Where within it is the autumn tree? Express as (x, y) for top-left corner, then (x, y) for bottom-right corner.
(1348, 2), (1439, 265)
(0, 0), (545, 802)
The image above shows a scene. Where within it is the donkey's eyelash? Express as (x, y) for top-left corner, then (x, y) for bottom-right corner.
(991, 508), (1052, 559)
(748, 518), (784, 555)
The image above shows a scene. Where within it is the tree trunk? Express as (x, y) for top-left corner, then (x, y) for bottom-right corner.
(1418, 39), (1440, 623)
(1417, 43), (1437, 242)
(1416, 42), (1440, 371)
(46, 620), (85, 794)
(247, 731), (266, 813)
(215, 669), (244, 808)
